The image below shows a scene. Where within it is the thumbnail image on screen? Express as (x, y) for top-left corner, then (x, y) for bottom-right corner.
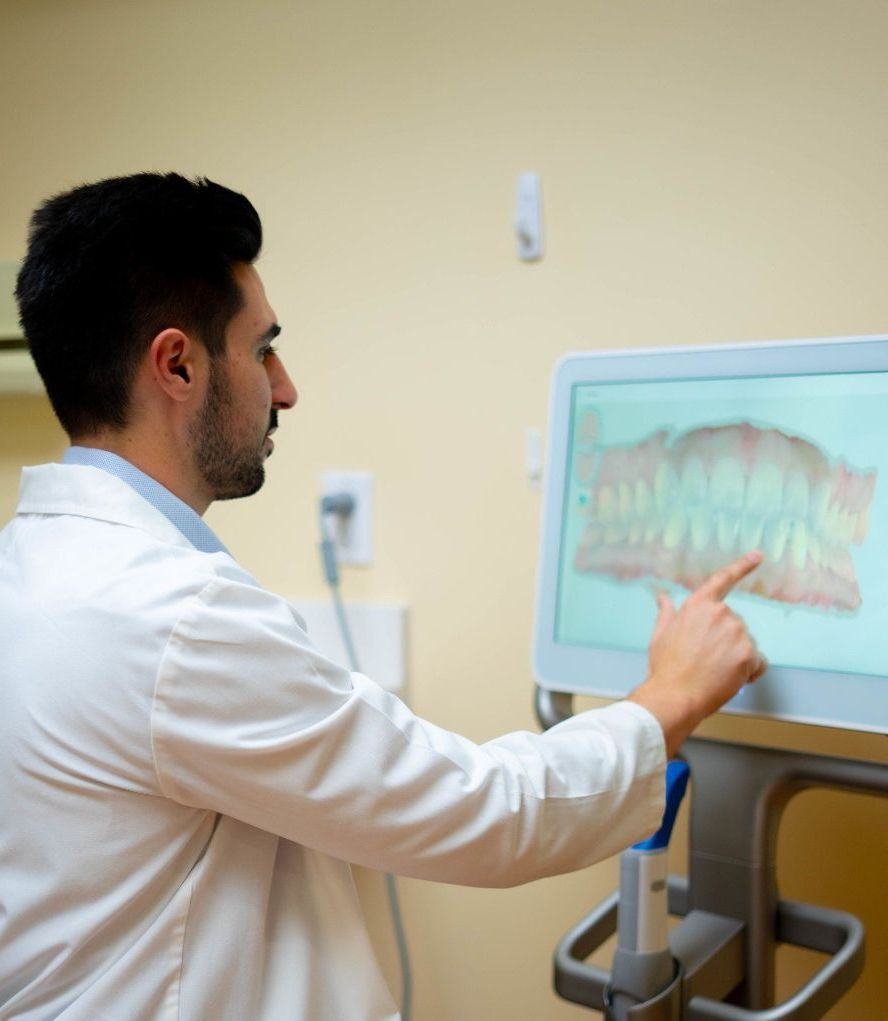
(555, 371), (888, 680)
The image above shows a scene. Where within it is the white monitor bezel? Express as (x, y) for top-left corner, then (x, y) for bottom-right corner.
(533, 334), (888, 734)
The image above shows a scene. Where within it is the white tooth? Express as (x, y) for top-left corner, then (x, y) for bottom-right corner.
(790, 521), (808, 570)
(619, 482), (634, 521)
(689, 507), (712, 550)
(824, 504), (840, 543)
(808, 533), (822, 567)
(605, 522), (628, 544)
(654, 463), (679, 512)
(784, 471), (810, 520)
(740, 515), (765, 550)
(628, 521), (643, 544)
(747, 460), (783, 517)
(810, 481), (831, 530)
(839, 511), (852, 545)
(644, 521), (660, 543)
(825, 542), (843, 575)
(711, 457), (745, 510)
(597, 486), (616, 523)
(716, 512), (740, 552)
(834, 549), (854, 582)
(853, 508), (870, 544)
(635, 480), (652, 519)
(663, 506), (687, 549)
(578, 528), (603, 557)
(764, 518), (791, 561)
(839, 510), (855, 545)
(680, 456), (708, 504)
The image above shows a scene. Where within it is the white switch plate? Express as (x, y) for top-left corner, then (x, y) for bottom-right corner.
(320, 470), (373, 566)
(288, 599), (407, 695)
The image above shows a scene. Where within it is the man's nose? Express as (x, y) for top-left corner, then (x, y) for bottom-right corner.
(270, 355), (298, 410)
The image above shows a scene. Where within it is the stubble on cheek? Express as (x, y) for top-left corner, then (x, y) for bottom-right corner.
(190, 362), (267, 501)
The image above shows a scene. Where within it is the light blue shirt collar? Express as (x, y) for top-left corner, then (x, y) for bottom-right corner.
(62, 447), (230, 555)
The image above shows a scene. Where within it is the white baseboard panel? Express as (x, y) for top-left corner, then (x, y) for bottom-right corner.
(287, 599), (407, 697)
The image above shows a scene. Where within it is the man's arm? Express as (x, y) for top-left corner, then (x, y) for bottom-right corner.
(150, 554), (764, 886)
(151, 576), (666, 886)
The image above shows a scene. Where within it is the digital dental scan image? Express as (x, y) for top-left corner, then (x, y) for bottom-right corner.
(554, 372), (888, 682)
(571, 415), (877, 613)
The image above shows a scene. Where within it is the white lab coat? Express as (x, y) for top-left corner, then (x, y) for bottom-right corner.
(0, 464), (666, 1020)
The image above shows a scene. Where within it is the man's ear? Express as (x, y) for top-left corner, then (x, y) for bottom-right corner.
(149, 328), (199, 402)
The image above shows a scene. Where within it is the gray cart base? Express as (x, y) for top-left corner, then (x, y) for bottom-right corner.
(536, 688), (888, 1021)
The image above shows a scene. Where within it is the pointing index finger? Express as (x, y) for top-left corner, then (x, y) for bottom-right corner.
(697, 550), (763, 601)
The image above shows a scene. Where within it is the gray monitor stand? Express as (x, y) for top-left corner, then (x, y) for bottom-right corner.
(536, 687), (888, 1021)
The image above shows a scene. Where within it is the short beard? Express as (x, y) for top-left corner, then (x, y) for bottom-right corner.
(191, 357), (266, 502)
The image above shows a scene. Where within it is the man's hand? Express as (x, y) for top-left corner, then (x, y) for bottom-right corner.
(628, 551), (768, 756)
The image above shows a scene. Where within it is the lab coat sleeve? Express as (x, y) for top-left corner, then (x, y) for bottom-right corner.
(151, 576), (666, 887)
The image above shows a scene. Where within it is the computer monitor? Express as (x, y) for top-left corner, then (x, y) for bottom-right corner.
(533, 335), (888, 734)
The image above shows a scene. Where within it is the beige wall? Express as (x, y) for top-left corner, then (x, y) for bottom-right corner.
(1, 1), (886, 1017)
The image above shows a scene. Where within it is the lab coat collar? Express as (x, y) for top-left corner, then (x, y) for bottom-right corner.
(16, 463), (204, 552)
(62, 447), (229, 555)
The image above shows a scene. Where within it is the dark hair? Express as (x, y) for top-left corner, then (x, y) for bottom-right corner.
(16, 173), (262, 436)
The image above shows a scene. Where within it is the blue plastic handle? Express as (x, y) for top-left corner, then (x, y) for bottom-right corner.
(632, 759), (691, 851)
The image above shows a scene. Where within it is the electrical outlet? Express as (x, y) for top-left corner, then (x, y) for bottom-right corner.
(320, 470), (373, 566)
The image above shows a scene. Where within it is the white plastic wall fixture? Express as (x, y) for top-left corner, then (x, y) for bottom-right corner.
(515, 172), (543, 261)
(287, 600), (407, 695)
(526, 427), (543, 490)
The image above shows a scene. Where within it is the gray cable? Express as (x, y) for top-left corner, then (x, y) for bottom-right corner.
(328, 579), (360, 675)
(384, 872), (413, 1019)
(318, 512), (413, 1021)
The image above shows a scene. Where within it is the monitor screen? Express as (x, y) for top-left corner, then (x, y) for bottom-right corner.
(534, 336), (888, 734)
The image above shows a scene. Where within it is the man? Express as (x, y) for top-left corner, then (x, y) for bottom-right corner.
(0, 173), (765, 1020)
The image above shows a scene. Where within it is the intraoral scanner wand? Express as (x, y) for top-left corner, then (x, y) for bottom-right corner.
(607, 760), (691, 1020)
